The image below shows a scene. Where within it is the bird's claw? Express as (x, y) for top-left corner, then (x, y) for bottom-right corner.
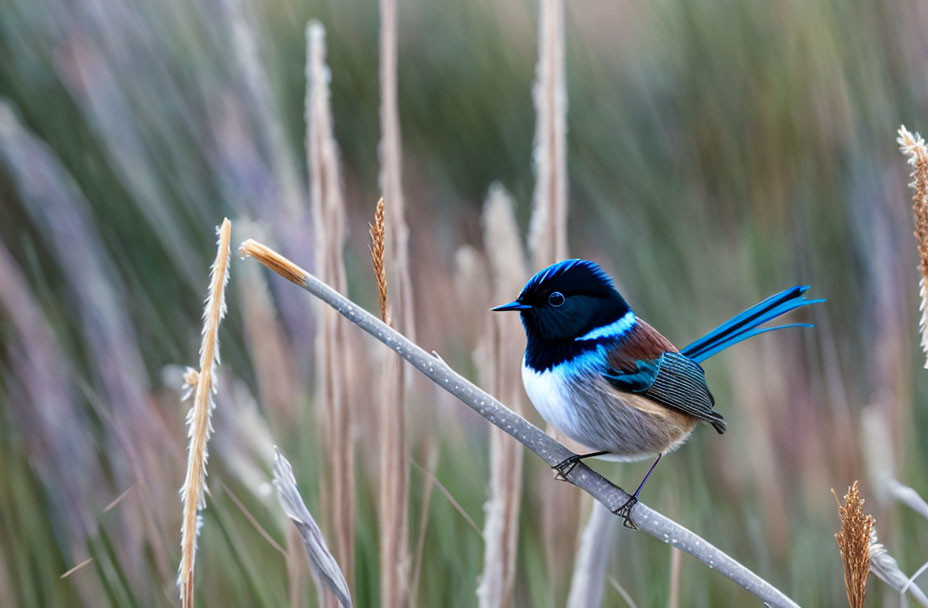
(552, 454), (581, 481)
(613, 496), (639, 529)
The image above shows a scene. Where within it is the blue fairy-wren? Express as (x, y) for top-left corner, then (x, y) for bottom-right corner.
(492, 259), (822, 526)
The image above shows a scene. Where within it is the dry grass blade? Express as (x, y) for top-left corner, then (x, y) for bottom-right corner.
(179, 218), (232, 607)
(833, 481), (874, 608)
(369, 197), (389, 323)
(869, 527), (928, 606)
(273, 448), (353, 608)
(898, 125), (928, 366)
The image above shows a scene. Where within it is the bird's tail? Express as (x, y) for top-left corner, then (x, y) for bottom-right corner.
(680, 286), (823, 363)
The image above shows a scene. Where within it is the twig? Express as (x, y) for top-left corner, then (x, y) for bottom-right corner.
(60, 558), (93, 580)
(220, 481), (288, 557)
(410, 458), (482, 537)
(239, 239), (801, 608)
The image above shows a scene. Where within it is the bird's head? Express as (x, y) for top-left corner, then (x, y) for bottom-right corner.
(492, 259), (631, 343)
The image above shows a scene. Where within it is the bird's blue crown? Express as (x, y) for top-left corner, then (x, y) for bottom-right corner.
(508, 259), (634, 371)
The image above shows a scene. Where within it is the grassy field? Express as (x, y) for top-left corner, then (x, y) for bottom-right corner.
(1, 0), (928, 606)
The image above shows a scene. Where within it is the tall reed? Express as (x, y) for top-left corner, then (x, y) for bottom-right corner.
(529, 0), (569, 267)
(306, 21), (357, 600)
(378, 0), (414, 602)
(476, 185), (528, 608)
(179, 219), (232, 607)
(528, 0), (587, 593)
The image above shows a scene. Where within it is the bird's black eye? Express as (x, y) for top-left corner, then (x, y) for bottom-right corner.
(548, 291), (565, 307)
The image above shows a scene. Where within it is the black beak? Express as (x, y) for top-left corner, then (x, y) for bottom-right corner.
(491, 301), (532, 312)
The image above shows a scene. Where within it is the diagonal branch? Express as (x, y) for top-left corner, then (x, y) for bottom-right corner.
(239, 239), (800, 608)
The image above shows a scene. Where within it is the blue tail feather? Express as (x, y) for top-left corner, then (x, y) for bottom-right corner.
(681, 287), (823, 363)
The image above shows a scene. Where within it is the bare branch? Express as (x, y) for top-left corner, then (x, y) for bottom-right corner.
(239, 239), (800, 608)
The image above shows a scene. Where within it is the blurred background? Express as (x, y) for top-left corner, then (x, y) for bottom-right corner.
(1, 0), (927, 606)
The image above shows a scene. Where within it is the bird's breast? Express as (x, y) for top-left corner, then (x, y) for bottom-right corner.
(521, 348), (697, 460)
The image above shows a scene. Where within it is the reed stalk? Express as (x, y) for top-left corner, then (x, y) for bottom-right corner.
(378, 0), (414, 601)
(306, 21), (356, 599)
(529, 0), (569, 267)
(529, 0), (585, 591)
(239, 239), (802, 608)
(178, 219), (232, 607)
(565, 502), (617, 608)
(476, 186), (528, 608)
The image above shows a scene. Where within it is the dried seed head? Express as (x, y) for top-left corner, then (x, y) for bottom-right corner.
(833, 481), (875, 608)
(368, 197), (389, 323)
(898, 126), (928, 366)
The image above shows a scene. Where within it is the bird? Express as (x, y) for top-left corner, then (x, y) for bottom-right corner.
(492, 259), (822, 527)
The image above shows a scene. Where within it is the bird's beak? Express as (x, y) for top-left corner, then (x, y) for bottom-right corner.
(491, 301), (532, 312)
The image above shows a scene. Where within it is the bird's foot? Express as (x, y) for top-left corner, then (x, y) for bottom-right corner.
(552, 454), (582, 481)
(612, 496), (639, 529)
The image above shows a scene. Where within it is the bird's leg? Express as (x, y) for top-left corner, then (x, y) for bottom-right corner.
(613, 452), (663, 529)
(552, 450), (610, 480)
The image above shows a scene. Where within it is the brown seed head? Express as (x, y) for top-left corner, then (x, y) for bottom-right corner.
(833, 481), (875, 608)
(368, 197), (389, 323)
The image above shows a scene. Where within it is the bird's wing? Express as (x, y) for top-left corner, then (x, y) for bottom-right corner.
(604, 320), (727, 434)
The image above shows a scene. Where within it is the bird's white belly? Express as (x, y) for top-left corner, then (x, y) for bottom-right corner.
(521, 352), (695, 460)
(521, 361), (583, 441)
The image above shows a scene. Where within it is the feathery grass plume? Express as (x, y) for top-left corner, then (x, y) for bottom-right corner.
(370, 198), (389, 323)
(565, 502), (617, 608)
(476, 185), (528, 608)
(273, 448), (354, 608)
(306, 21), (356, 598)
(529, 0), (569, 266)
(833, 481), (875, 608)
(379, 0), (414, 601)
(179, 218), (232, 607)
(869, 527), (928, 606)
(898, 125), (928, 367)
